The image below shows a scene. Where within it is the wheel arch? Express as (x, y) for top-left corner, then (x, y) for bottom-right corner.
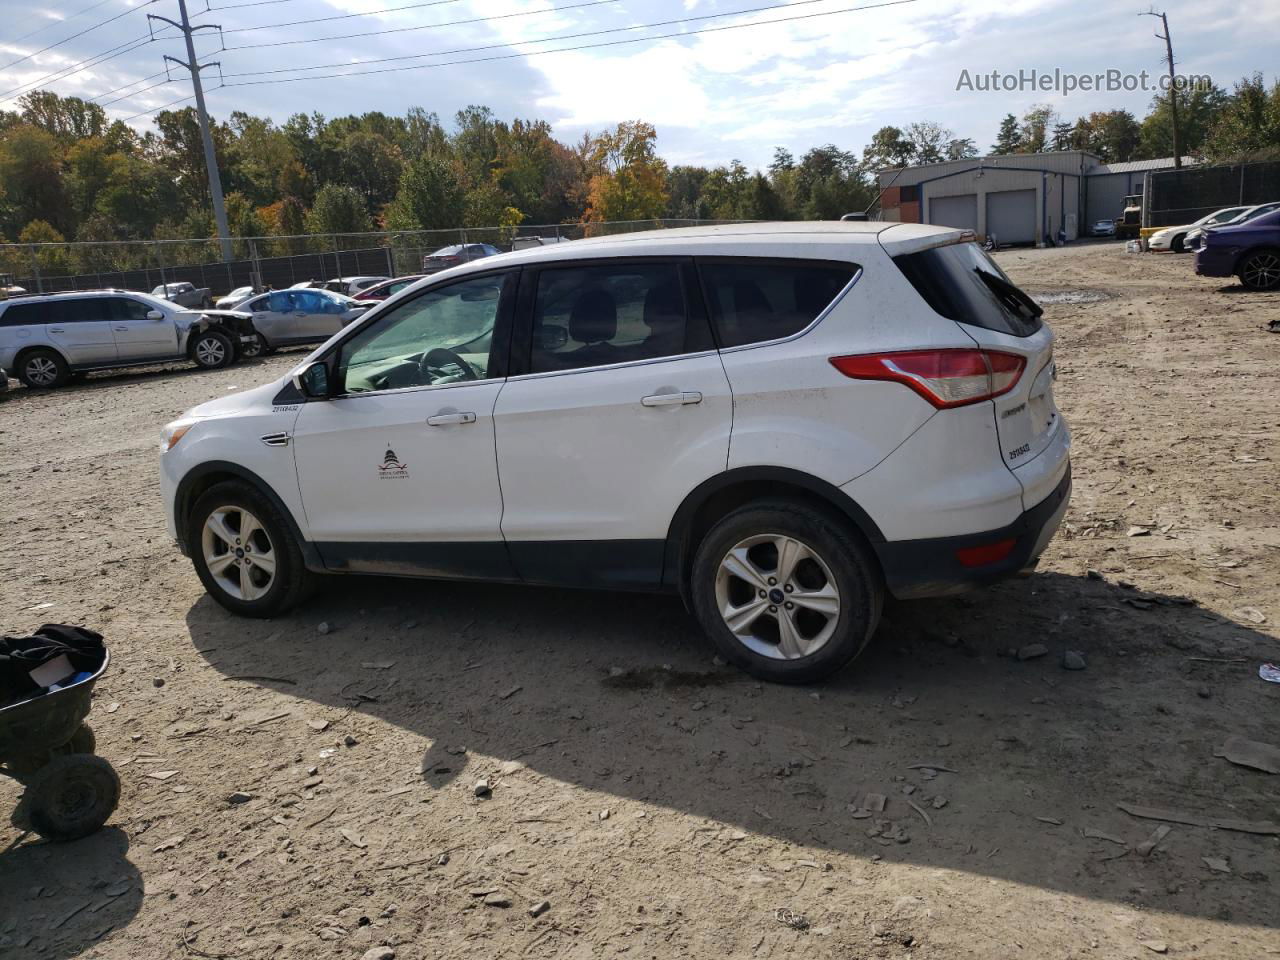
(663, 466), (886, 603)
(175, 460), (324, 570)
(14, 343), (69, 371)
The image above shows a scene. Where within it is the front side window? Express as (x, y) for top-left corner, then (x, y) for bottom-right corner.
(337, 272), (508, 394)
(698, 259), (857, 348)
(105, 297), (153, 321)
(530, 262), (694, 373)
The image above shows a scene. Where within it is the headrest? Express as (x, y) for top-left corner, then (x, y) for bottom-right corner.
(569, 288), (618, 344)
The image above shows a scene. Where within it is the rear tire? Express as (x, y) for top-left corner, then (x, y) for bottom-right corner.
(188, 480), (314, 618)
(17, 348), (69, 388)
(1239, 250), (1280, 291)
(690, 501), (883, 684)
(190, 330), (234, 369)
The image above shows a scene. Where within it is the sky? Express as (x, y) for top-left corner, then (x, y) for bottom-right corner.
(0, 0), (1276, 169)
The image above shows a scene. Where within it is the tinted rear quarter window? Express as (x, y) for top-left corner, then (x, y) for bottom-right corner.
(698, 259), (857, 348)
(1, 302), (47, 327)
(894, 242), (1043, 337)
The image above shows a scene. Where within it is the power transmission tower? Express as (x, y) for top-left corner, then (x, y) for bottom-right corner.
(148, 0), (232, 260)
(1142, 9), (1181, 169)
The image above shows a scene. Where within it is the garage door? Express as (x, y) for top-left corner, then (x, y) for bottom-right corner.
(985, 189), (1037, 246)
(929, 194), (977, 232)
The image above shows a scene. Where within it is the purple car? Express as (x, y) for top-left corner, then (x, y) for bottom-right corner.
(1194, 208), (1280, 290)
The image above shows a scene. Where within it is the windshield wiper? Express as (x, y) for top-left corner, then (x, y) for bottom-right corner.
(974, 268), (1044, 320)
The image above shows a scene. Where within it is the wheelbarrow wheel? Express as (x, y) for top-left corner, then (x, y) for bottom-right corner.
(14, 754), (120, 841)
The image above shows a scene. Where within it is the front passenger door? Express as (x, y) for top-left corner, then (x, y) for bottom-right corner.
(291, 270), (518, 579)
(107, 296), (179, 359)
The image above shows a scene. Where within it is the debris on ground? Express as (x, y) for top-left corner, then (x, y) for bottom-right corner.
(1213, 735), (1280, 774)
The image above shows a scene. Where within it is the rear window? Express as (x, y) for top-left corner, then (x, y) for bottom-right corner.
(893, 242), (1043, 338)
(698, 259), (857, 348)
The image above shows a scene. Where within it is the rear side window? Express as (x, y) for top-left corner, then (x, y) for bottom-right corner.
(44, 298), (109, 323)
(1, 302), (47, 326)
(697, 259), (857, 348)
(894, 242), (1043, 337)
(530, 262), (708, 373)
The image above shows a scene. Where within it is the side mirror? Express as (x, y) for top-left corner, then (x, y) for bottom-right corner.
(539, 323), (569, 351)
(293, 361), (331, 399)
(147, 309), (165, 321)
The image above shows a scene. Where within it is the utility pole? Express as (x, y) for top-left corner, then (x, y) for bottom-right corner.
(1142, 9), (1181, 169)
(148, 0), (232, 260)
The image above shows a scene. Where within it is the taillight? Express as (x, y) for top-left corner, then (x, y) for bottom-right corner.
(955, 538), (1017, 568)
(829, 349), (1025, 409)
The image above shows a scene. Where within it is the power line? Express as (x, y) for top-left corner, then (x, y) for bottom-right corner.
(222, 0), (617, 51)
(219, 0), (463, 34)
(223, 0), (921, 85)
(120, 91), (193, 121)
(0, 35), (156, 104)
(222, 0), (869, 76)
(99, 76), (172, 107)
(9, 0), (121, 47)
(208, 0), (301, 9)
(0, 0), (157, 74)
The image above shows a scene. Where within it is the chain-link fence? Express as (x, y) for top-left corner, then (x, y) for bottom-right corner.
(0, 220), (746, 298)
(1145, 161), (1280, 227)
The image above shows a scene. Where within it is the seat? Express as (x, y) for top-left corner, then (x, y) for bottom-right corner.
(564, 288), (621, 368)
(639, 280), (685, 359)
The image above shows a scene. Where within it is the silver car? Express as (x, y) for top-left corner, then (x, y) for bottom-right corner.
(216, 286), (256, 311)
(238, 288), (370, 353)
(0, 290), (258, 388)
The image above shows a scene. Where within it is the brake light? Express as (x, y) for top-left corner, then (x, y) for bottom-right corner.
(829, 349), (1025, 409)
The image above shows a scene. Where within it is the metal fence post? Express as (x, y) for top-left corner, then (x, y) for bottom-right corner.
(28, 246), (43, 294)
(385, 241), (394, 278)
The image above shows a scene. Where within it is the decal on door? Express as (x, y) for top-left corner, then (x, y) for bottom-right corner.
(378, 447), (410, 480)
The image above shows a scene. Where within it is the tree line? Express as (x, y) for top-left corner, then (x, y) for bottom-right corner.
(1, 70), (1277, 276)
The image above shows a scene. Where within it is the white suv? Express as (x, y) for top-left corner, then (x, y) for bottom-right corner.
(160, 223), (1070, 683)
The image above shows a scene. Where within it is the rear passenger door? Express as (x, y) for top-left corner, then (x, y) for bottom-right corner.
(43, 297), (117, 365)
(107, 296), (179, 359)
(292, 290), (348, 342)
(493, 258), (732, 589)
(245, 292), (297, 345)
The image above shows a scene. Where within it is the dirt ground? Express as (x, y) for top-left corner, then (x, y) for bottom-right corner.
(1, 242), (1279, 960)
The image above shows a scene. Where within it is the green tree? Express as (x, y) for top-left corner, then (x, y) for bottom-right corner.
(583, 121), (669, 224)
(1200, 73), (1280, 161)
(991, 114), (1023, 154)
(904, 122), (952, 164)
(1049, 121), (1074, 151)
(862, 126), (915, 169)
(946, 138), (978, 160)
(304, 183), (372, 236)
(0, 125), (68, 235)
(385, 154), (466, 230)
(1138, 83), (1228, 158)
(18, 91), (107, 141)
(18, 219), (70, 275)
(339, 131), (402, 210)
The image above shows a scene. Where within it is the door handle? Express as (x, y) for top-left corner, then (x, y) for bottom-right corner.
(294, 311), (307, 317)
(426, 411), (477, 426)
(113, 326), (129, 331)
(48, 326), (65, 333)
(641, 391), (702, 407)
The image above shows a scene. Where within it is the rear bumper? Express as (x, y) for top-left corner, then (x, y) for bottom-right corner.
(1195, 247), (1235, 277)
(873, 463), (1071, 600)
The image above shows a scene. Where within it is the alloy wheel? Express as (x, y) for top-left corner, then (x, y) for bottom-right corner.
(195, 336), (227, 366)
(25, 356), (59, 386)
(202, 506), (276, 601)
(1242, 252), (1280, 290)
(714, 534), (841, 660)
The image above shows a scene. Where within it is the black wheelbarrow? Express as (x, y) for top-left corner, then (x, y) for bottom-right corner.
(2, 650), (119, 841)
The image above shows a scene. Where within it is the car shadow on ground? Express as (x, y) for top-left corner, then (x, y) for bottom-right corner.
(0, 826), (142, 957)
(185, 569), (1279, 930)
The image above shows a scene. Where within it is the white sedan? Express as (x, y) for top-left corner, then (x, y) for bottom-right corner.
(1148, 206), (1251, 252)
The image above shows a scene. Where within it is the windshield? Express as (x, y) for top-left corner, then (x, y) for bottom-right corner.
(893, 241), (1043, 337)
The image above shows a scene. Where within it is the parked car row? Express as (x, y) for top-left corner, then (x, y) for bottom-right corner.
(1142, 201), (1280, 291)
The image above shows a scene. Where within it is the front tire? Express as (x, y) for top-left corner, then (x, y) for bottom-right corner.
(1171, 234), (1186, 253)
(188, 480), (313, 617)
(690, 501), (883, 684)
(238, 335), (267, 359)
(190, 330), (234, 369)
(13, 754), (120, 841)
(1239, 250), (1280, 291)
(17, 348), (69, 388)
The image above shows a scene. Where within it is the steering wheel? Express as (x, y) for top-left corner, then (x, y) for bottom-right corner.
(420, 346), (478, 383)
